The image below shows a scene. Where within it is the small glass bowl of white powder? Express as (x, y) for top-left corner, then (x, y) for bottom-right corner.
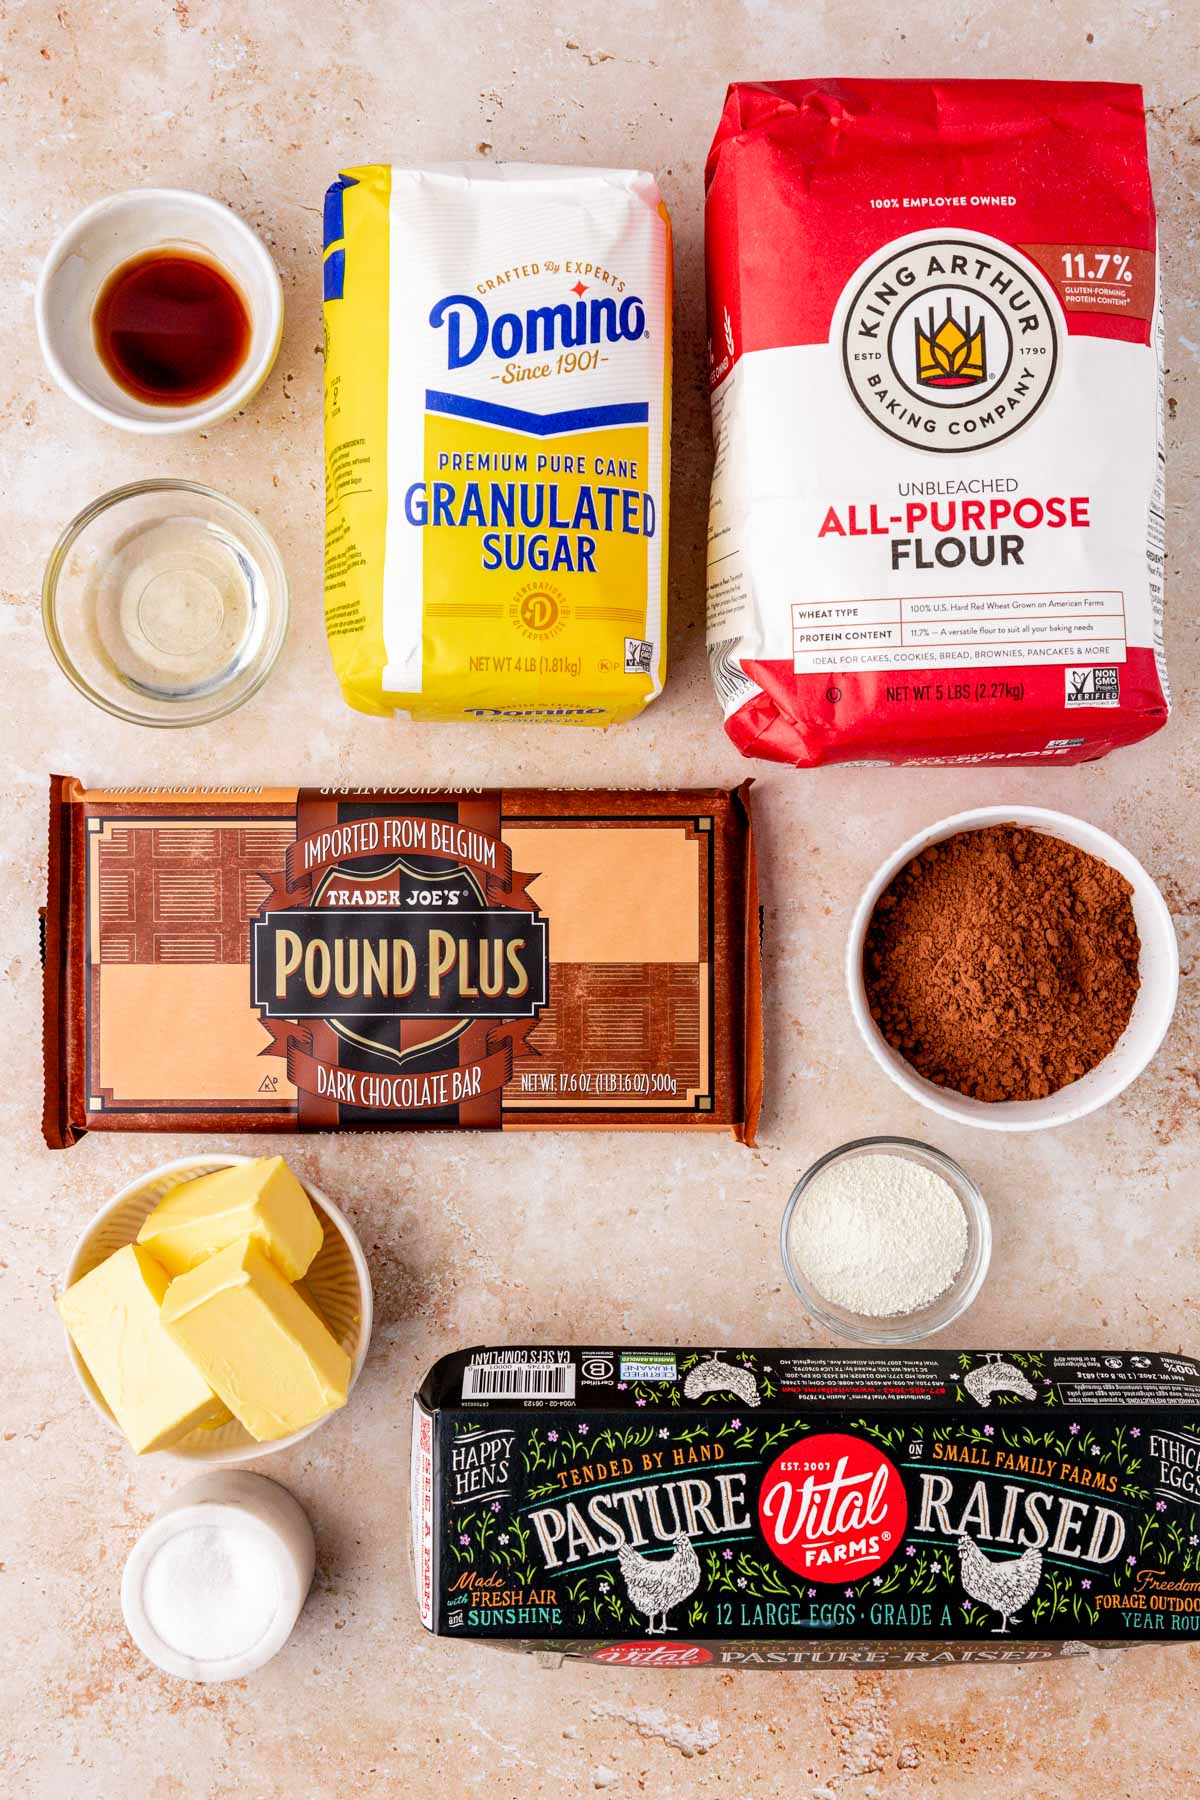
(781, 1137), (990, 1345)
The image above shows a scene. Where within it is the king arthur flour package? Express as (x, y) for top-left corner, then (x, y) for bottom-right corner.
(704, 81), (1168, 767)
(323, 164), (672, 724)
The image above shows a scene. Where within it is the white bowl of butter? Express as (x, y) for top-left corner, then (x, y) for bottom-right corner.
(60, 1154), (373, 1463)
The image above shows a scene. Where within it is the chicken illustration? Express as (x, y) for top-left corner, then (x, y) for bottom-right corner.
(617, 1533), (701, 1634)
(957, 1533), (1043, 1633)
(683, 1354), (761, 1407)
(964, 1358), (1038, 1407)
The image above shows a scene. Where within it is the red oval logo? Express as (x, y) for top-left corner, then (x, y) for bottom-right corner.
(758, 1430), (907, 1584)
(591, 1643), (714, 1667)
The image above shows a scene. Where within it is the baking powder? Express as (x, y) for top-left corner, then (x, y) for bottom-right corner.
(787, 1152), (967, 1318)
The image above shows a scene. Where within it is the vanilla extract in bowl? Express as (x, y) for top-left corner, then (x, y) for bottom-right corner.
(93, 250), (251, 405)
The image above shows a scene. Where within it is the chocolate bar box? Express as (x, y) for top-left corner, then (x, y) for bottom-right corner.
(43, 780), (759, 1146)
(412, 1346), (1200, 1669)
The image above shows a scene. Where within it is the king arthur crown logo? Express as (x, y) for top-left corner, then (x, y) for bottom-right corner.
(840, 233), (1060, 453)
(915, 303), (987, 388)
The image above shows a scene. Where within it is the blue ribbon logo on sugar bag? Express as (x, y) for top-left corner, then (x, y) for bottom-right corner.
(423, 389), (649, 439)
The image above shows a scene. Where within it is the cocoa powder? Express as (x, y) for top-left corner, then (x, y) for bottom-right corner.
(864, 826), (1141, 1102)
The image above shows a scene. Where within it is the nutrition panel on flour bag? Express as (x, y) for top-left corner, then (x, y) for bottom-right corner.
(704, 80), (1169, 767)
(323, 164), (672, 724)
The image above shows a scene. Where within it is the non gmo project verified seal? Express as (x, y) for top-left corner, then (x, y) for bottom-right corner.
(1065, 666), (1120, 708)
(625, 637), (653, 675)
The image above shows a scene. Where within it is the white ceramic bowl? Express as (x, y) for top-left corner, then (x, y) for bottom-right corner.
(35, 188), (283, 433)
(61, 1155), (372, 1462)
(847, 806), (1179, 1133)
(121, 1471), (316, 1682)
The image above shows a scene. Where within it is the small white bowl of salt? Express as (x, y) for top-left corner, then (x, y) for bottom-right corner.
(781, 1137), (990, 1345)
(122, 1470), (315, 1681)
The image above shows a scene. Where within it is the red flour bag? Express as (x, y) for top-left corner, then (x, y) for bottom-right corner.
(704, 80), (1168, 767)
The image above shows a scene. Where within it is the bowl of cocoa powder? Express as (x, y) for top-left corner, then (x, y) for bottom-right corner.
(847, 807), (1178, 1131)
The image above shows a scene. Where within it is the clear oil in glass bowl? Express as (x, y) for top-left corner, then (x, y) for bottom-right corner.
(90, 514), (269, 700)
(43, 480), (288, 727)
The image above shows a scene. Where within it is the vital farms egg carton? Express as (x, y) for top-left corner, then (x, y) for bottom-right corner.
(411, 1346), (1200, 1668)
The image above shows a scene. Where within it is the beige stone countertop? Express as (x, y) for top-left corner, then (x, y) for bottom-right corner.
(2, 3), (1198, 1795)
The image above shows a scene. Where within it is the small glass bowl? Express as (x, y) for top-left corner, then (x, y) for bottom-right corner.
(780, 1136), (991, 1346)
(43, 479), (288, 727)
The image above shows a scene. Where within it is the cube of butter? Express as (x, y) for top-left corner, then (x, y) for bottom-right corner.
(57, 1244), (228, 1454)
(161, 1237), (351, 1441)
(136, 1155), (323, 1282)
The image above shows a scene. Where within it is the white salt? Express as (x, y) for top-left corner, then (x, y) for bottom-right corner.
(141, 1523), (279, 1662)
(788, 1152), (968, 1318)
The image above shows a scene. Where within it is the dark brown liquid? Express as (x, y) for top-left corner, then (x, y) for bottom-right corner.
(93, 251), (251, 405)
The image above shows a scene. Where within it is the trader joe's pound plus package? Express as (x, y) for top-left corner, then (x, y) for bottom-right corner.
(323, 164), (671, 723)
(412, 1346), (1200, 1668)
(704, 81), (1168, 766)
(43, 779), (759, 1147)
